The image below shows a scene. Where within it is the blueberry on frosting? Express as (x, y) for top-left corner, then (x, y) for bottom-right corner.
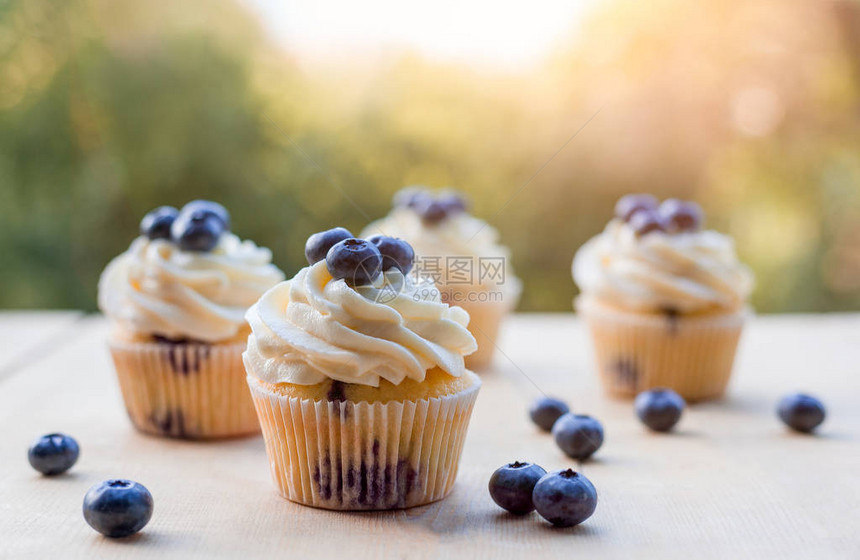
(629, 209), (665, 236)
(140, 206), (179, 240)
(659, 198), (703, 233)
(139, 200), (231, 252)
(615, 194), (706, 237)
(170, 206), (225, 252)
(392, 186), (469, 225)
(182, 200), (230, 230)
(614, 194), (658, 222)
(393, 185), (432, 209)
(305, 227), (354, 265)
(366, 235), (415, 275)
(326, 237), (383, 286)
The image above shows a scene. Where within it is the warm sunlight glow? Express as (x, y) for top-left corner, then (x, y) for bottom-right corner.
(242, 0), (594, 67)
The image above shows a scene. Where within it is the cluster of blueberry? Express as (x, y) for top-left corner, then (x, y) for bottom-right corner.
(489, 389), (827, 528)
(489, 463), (597, 528)
(393, 186), (468, 225)
(615, 194), (704, 237)
(27, 434), (153, 538)
(139, 200), (231, 252)
(529, 397), (606, 459)
(532, 388), (825, 441)
(304, 227), (415, 286)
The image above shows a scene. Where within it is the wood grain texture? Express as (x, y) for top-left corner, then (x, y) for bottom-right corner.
(0, 313), (858, 559)
(0, 311), (81, 377)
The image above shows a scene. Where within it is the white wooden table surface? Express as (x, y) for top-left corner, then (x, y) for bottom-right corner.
(0, 312), (858, 559)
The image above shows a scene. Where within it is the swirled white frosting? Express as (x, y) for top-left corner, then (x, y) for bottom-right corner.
(243, 261), (478, 387)
(573, 220), (753, 314)
(361, 208), (522, 301)
(99, 234), (285, 342)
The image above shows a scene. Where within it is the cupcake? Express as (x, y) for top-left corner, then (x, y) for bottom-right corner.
(243, 228), (480, 510)
(360, 187), (521, 369)
(573, 195), (754, 401)
(98, 201), (285, 439)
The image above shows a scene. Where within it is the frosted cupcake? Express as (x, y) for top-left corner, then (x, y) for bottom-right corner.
(361, 187), (521, 369)
(573, 195), (754, 401)
(243, 228), (480, 510)
(98, 201), (285, 438)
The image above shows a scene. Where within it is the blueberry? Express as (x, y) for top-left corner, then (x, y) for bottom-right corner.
(552, 414), (604, 460)
(614, 194), (658, 222)
(529, 397), (570, 432)
(659, 199), (703, 233)
(488, 461), (547, 514)
(416, 199), (449, 225)
(83, 479), (153, 538)
(326, 238), (383, 286)
(182, 200), (230, 230)
(139, 206), (179, 240)
(635, 388), (685, 432)
(393, 186), (432, 209)
(27, 433), (79, 475)
(170, 210), (224, 252)
(437, 191), (468, 214)
(532, 469), (598, 527)
(366, 235), (415, 275)
(305, 227), (354, 265)
(778, 393), (826, 433)
(629, 209), (665, 236)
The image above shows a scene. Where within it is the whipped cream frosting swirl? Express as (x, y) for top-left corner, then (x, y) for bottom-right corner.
(573, 220), (753, 314)
(99, 234), (285, 342)
(361, 208), (522, 299)
(243, 261), (477, 387)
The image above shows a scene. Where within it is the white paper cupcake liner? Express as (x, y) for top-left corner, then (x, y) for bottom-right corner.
(108, 339), (260, 439)
(247, 376), (481, 510)
(577, 297), (748, 401)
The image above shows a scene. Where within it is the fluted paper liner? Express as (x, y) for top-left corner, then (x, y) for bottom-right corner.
(247, 376), (481, 510)
(577, 297), (748, 401)
(108, 339), (260, 439)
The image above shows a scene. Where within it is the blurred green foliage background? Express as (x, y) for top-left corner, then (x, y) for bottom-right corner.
(2, 0), (860, 312)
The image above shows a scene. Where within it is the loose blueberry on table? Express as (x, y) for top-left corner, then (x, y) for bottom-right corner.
(552, 413), (604, 460)
(488, 461), (547, 515)
(326, 237), (383, 286)
(635, 388), (685, 432)
(83, 479), (154, 538)
(532, 469), (598, 527)
(777, 393), (826, 433)
(366, 235), (415, 275)
(305, 227), (354, 265)
(529, 397), (570, 432)
(27, 433), (79, 475)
